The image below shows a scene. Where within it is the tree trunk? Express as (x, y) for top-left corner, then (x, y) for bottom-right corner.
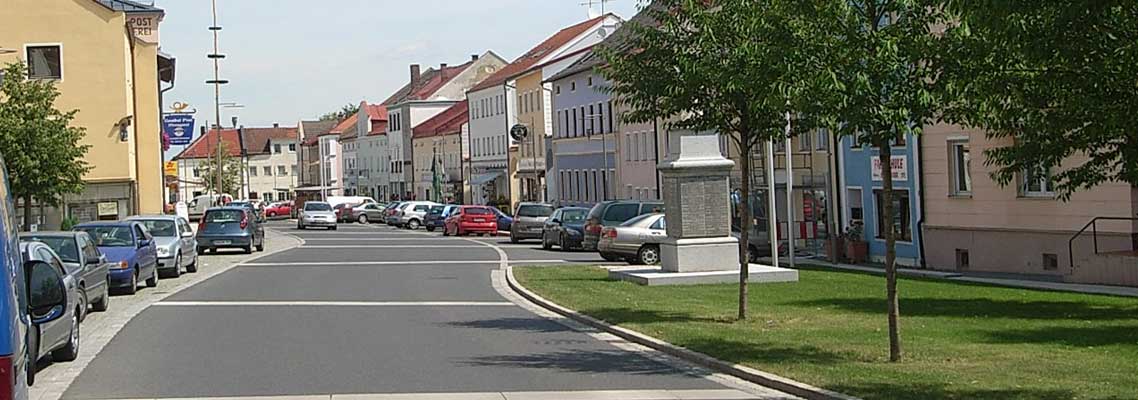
(737, 141), (753, 321)
(878, 140), (902, 362)
(22, 195), (33, 231)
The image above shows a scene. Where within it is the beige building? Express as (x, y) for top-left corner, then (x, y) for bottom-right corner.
(242, 126), (299, 202)
(412, 100), (467, 202)
(1, 0), (173, 224)
(922, 123), (1138, 285)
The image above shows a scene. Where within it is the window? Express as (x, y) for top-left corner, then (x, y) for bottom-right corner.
(572, 108), (578, 137)
(289, 143), (296, 152)
(603, 204), (639, 224)
(265, 193), (274, 202)
(587, 76), (594, 86)
(1043, 253), (1059, 270)
(798, 133), (811, 152)
(1021, 166), (1054, 197)
(874, 189), (911, 241)
(291, 166), (298, 176)
(949, 140), (971, 195)
(650, 216), (665, 230)
(606, 100), (614, 133)
(625, 134), (632, 162)
(274, 144), (282, 154)
(588, 105), (595, 134)
(570, 81), (576, 91)
(851, 131), (864, 149)
(555, 85), (561, 95)
(640, 132), (649, 161)
(597, 103), (605, 134)
(816, 128), (829, 151)
(263, 166), (273, 176)
(847, 188), (863, 225)
(249, 167), (257, 177)
(632, 133), (640, 161)
(26, 45), (62, 80)
(192, 168), (200, 178)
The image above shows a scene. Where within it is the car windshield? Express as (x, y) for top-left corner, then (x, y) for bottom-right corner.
(561, 209), (587, 223)
(77, 226), (134, 247)
(305, 202), (332, 211)
(517, 205), (554, 217)
(465, 207), (491, 215)
(205, 210), (244, 223)
(230, 202), (251, 208)
(23, 236), (80, 263)
(428, 206), (444, 214)
(135, 220), (177, 237)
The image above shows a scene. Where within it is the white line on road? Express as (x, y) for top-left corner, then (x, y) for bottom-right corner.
(153, 301), (516, 307)
(299, 245), (489, 249)
(299, 238), (467, 241)
(95, 389), (767, 400)
(241, 260), (503, 266)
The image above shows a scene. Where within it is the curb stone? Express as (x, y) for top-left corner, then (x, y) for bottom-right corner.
(504, 266), (861, 400)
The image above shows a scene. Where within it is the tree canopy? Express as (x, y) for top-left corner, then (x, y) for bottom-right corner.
(319, 103), (360, 122)
(196, 142), (243, 196)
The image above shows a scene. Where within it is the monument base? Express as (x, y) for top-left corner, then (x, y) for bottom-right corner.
(609, 264), (799, 286)
(661, 236), (740, 272)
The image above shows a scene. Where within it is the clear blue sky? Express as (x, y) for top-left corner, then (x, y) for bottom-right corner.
(158, 0), (642, 136)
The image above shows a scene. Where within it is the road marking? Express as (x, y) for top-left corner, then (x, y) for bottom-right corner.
(103, 389), (767, 400)
(300, 238), (466, 241)
(153, 301), (516, 307)
(241, 260), (502, 266)
(299, 245), (489, 249)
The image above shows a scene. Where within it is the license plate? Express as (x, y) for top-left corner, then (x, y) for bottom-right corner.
(474, 218), (485, 222)
(214, 240), (231, 245)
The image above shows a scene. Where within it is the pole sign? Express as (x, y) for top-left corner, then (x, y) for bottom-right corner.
(163, 114), (195, 146)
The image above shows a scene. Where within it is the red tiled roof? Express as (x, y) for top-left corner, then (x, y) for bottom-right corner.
(362, 103), (388, 136)
(468, 15), (606, 93)
(300, 120), (337, 147)
(382, 61), (475, 106)
(173, 128), (241, 159)
(412, 100), (468, 139)
(368, 120), (388, 136)
(242, 127), (298, 155)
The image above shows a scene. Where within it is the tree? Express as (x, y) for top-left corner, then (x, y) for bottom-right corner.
(196, 142), (243, 196)
(319, 103), (360, 122)
(598, 0), (830, 320)
(940, 1), (1138, 199)
(805, 0), (947, 361)
(0, 63), (91, 229)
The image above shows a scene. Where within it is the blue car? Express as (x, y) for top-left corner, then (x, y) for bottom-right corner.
(0, 154), (69, 394)
(73, 222), (159, 295)
(492, 207), (513, 232)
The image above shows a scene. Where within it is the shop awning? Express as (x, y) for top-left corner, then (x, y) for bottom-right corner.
(469, 171), (504, 185)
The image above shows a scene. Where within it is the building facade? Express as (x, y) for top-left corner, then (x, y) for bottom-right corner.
(354, 103), (389, 200)
(548, 68), (617, 208)
(242, 126), (299, 202)
(1, 0), (173, 225)
(172, 128), (241, 201)
(839, 132), (923, 266)
(412, 100), (468, 203)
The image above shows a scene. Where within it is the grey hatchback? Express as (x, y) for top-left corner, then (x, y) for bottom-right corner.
(509, 202), (554, 243)
(582, 200), (664, 258)
(196, 207), (264, 254)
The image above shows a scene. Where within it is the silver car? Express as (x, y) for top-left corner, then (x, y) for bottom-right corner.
(127, 215), (198, 277)
(298, 201), (337, 230)
(597, 213), (667, 265)
(395, 201), (439, 229)
(20, 241), (82, 365)
(509, 202), (554, 243)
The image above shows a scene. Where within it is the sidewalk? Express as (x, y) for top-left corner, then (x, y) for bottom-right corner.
(770, 257), (1138, 298)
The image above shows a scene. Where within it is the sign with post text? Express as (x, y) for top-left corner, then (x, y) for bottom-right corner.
(871, 155), (908, 181)
(127, 13), (161, 44)
(163, 114), (195, 146)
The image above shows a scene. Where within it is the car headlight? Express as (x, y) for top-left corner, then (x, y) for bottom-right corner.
(118, 261), (130, 270)
(157, 247), (169, 257)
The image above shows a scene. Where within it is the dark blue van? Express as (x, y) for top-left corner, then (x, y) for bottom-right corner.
(0, 155), (69, 396)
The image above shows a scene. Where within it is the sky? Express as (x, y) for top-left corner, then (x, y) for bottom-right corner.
(157, 0), (642, 147)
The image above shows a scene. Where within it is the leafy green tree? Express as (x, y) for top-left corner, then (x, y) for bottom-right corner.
(319, 103), (360, 122)
(940, 1), (1138, 199)
(805, 0), (947, 361)
(0, 62), (91, 229)
(196, 142), (243, 196)
(598, 0), (830, 320)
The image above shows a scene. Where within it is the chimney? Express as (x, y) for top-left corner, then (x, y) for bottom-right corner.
(439, 63), (448, 79)
(471, 54), (479, 61)
(273, 122), (280, 128)
(410, 64), (421, 88)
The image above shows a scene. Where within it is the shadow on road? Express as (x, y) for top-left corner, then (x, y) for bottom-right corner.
(458, 349), (705, 377)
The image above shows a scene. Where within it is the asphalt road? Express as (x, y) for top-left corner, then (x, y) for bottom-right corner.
(62, 221), (787, 400)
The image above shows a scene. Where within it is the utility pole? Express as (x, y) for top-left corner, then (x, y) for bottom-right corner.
(206, 0), (228, 205)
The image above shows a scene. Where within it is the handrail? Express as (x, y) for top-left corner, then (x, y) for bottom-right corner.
(1068, 216), (1138, 270)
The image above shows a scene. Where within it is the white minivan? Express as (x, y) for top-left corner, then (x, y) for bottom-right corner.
(325, 196), (376, 208)
(187, 194), (233, 220)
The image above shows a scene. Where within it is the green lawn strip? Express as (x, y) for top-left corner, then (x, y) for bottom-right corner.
(514, 265), (1138, 400)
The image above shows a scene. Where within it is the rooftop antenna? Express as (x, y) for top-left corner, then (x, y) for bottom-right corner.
(580, 0), (613, 16)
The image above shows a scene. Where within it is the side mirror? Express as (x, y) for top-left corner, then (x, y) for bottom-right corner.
(85, 256), (101, 265)
(181, 231), (194, 238)
(26, 261), (66, 325)
(550, 218), (561, 224)
(138, 239), (151, 248)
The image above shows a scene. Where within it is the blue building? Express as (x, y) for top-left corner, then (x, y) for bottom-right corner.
(839, 133), (923, 266)
(545, 52), (617, 208)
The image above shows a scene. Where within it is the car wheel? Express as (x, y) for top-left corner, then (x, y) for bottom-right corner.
(167, 254), (182, 278)
(91, 284), (109, 312)
(256, 241), (264, 252)
(186, 253), (198, 273)
(358, 214), (368, 224)
(124, 270), (138, 295)
(330, 225), (338, 231)
(541, 234), (552, 250)
(426, 226), (435, 232)
(243, 244), (253, 254)
(638, 245), (662, 265)
(442, 226), (450, 236)
(145, 267), (159, 288)
(268, 211), (276, 218)
(51, 311), (79, 362)
(509, 232), (520, 243)
(407, 219), (420, 230)
(748, 245), (760, 264)
(77, 290), (88, 322)
(559, 233), (570, 252)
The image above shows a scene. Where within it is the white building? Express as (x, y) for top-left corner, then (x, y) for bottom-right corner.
(354, 102), (390, 200)
(241, 125), (300, 202)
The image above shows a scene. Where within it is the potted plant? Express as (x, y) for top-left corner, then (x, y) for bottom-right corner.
(826, 235), (845, 262)
(844, 222), (868, 264)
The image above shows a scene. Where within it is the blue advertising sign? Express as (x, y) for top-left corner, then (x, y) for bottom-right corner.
(163, 114), (195, 146)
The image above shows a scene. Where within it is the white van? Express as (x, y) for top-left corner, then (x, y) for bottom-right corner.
(325, 196), (376, 207)
(187, 194), (233, 220)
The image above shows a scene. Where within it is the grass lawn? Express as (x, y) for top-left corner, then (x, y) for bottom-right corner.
(514, 265), (1138, 400)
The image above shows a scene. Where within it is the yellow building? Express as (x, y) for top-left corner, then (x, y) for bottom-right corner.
(0, 0), (173, 225)
(510, 69), (550, 206)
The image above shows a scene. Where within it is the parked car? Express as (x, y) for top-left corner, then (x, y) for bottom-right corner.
(597, 213), (667, 265)
(383, 202), (404, 225)
(19, 242), (81, 367)
(264, 201), (293, 219)
(326, 196), (376, 208)
(73, 221), (159, 294)
(126, 215), (198, 277)
(0, 154), (70, 393)
(333, 202), (357, 223)
(732, 225), (773, 263)
(19, 232), (112, 317)
(583, 200), (665, 259)
(443, 206), (499, 236)
(423, 205), (451, 232)
(196, 207), (265, 254)
(509, 202), (554, 243)
(541, 207), (590, 251)
(347, 202), (386, 224)
(395, 201), (439, 229)
(492, 207), (513, 232)
(298, 201), (337, 230)
(229, 201), (266, 223)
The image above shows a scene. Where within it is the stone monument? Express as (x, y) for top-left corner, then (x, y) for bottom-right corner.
(658, 135), (740, 272)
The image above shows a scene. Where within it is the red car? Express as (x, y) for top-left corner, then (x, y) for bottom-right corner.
(443, 206), (498, 236)
(265, 201), (293, 218)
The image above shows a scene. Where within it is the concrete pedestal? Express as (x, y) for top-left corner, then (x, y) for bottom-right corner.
(661, 236), (740, 272)
(610, 264), (799, 286)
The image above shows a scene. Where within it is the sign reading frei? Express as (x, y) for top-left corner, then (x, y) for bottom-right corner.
(127, 13), (161, 44)
(163, 114), (195, 146)
(872, 155), (908, 181)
